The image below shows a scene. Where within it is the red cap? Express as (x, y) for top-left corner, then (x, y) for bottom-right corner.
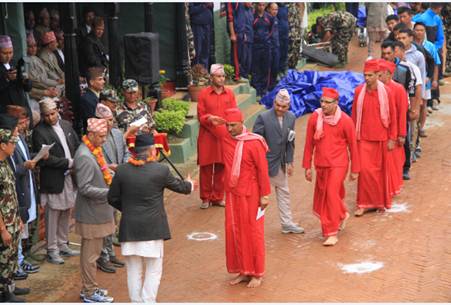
(224, 108), (243, 123)
(321, 87), (339, 100)
(378, 59), (396, 74)
(364, 59), (380, 72)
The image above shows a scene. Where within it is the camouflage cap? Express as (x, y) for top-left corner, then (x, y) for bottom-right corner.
(0, 129), (19, 144)
(122, 79), (139, 92)
(100, 89), (120, 103)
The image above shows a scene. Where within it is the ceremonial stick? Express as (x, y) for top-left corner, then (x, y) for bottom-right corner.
(158, 148), (185, 180)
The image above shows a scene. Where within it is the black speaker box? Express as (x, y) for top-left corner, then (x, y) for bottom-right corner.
(124, 32), (160, 85)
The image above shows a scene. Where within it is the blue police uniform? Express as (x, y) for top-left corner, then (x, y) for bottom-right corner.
(227, 3), (254, 80)
(277, 4), (289, 73)
(189, 3), (214, 69)
(251, 11), (274, 97)
(269, 15), (280, 90)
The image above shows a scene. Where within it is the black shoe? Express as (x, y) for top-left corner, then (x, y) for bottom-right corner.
(109, 256), (125, 268)
(14, 270), (28, 281)
(96, 259), (116, 273)
(2, 291), (25, 302)
(403, 171), (411, 180)
(14, 287), (30, 296)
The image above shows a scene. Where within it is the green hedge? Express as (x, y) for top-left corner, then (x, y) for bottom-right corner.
(160, 98), (190, 117)
(154, 110), (185, 136)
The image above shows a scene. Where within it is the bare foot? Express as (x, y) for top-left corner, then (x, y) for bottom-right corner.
(247, 277), (262, 288)
(354, 208), (365, 217)
(229, 274), (250, 285)
(339, 212), (350, 231)
(323, 235), (338, 246)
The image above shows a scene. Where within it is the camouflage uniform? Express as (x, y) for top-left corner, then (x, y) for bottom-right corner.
(0, 158), (21, 287)
(442, 4), (451, 73)
(115, 102), (156, 133)
(287, 3), (302, 69)
(322, 11), (356, 64)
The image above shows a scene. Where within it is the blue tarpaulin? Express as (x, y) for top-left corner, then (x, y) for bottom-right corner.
(260, 70), (364, 118)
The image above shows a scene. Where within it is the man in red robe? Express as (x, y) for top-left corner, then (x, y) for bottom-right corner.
(208, 108), (271, 288)
(352, 59), (398, 216)
(302, 88), (360, 246)
(197, 64), (237, 209)
(378, 59), (409, 197)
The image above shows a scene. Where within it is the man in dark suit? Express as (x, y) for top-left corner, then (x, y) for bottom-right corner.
(79, 17), (109, 78)
(32, 98), (80, 264)
(108, 133), (195, 303)
(0, 35), (33, 116)
(80, 67), (105, 133)
(6, 106), (41, 280)
(253, 88), (304, 234)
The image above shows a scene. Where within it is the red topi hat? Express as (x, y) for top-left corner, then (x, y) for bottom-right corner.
(224, 108), (243, 123)
(364, 59), (380, 72)
(321, 87), (339, 100)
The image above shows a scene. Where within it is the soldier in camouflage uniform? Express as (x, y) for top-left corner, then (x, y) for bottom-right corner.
(115, 79), (156, 134)
(442, 3), (451, 75)
(318, 10), (356, 64)
(287, 3), (303, 69)
(0, 114), (26, 302)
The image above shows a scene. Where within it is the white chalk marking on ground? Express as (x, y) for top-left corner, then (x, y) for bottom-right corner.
(338, 261), (384, 274)
(386, 202), (410, 213)
(187, 232), (218, 241)
(424, 117), (444, 129)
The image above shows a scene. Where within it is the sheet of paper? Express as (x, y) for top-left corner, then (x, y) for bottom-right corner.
(256, 207), (265, 220)
(32, 143), (55, 162)
(130, 117), (147, 128)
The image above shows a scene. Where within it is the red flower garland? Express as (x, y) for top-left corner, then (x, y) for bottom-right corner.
(82, 135), (113, 186)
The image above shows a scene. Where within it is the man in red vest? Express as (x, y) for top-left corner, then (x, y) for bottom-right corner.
(303, 88), (360, 246)
(197, 64), (237, 209)
(352, 59), (397, 216)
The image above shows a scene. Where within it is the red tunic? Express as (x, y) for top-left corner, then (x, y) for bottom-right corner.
(302, 111), (360, 237)
(197, 86), (237, 166)
(212, 124), (271, 277)
(386, 80), (409, 196)
(352, 84), (397, 209)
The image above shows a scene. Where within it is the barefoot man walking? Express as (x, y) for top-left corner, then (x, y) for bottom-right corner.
(302, 88), (360, 246)
(208, 108), (271, 288)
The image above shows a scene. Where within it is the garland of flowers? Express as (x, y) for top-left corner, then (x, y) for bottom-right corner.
(82, 135), (113, 186)
(128, 154), (158, 167)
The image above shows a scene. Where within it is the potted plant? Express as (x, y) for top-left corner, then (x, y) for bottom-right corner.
(188, 64), (209, 102)
(160, 69), (176, 99)
(223, 64), (236, 84)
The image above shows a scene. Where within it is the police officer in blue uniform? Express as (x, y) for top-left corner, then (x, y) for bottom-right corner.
(267, 3), (280, 90)
(227, 3), (254, 81)
(189, 3), (214, 69)
(277, 3), (289, 74)
(251, 3), (274, 97)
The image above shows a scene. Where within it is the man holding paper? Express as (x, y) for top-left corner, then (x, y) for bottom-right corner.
(32, 98), (80, 264)
(116, 79), (155, 134)
(208, 108), (271, 288)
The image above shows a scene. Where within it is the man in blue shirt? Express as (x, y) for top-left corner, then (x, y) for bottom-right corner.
(413, 3), (444, 82)
(227, 3), (254, 81)
(267, 3), (280, 90)
(251, 3), (274, 97)
(189, 3), (214, 69)
(277, 3), (289, 73)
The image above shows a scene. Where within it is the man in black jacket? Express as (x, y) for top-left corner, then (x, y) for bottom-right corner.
(0, 35), (33, 117)
(32, 98), (80, 265)
(79, 17), (108, 78)
(108, 133), (195, 303)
